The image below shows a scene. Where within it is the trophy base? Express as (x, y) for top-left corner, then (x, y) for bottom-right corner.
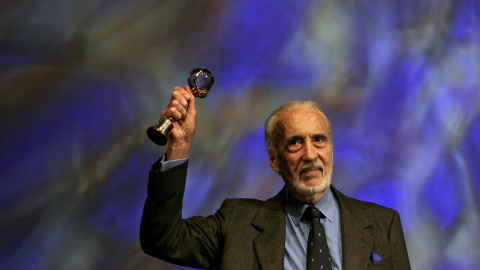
(147, 118), (173, 146)
(147, 127), (168, 146)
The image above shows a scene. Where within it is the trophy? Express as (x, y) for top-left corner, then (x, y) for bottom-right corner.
(147, 67), (214, 146)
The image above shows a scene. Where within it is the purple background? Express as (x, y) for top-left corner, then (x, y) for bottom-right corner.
(1, 0), (480, 269)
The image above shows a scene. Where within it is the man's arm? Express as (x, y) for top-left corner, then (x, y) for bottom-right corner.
(140, 160), (228, 268)
(140, 86), (226, 268)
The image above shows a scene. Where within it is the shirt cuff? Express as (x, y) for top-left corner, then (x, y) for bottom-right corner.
(160, 155), (189, 171)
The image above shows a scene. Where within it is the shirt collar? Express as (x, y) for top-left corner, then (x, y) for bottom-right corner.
(285, 187), (336, 226)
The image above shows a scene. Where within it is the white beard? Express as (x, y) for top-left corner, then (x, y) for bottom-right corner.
(287, 170), (332, 196)
(278, 158), (332, 196)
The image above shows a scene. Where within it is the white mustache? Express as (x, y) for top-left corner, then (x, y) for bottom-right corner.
(298, 161), (324, 175)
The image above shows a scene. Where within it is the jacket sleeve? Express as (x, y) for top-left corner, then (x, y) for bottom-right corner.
(140, 160), (231, 269)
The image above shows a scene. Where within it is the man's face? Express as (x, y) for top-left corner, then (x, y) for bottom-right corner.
(269, 109), (333, 203)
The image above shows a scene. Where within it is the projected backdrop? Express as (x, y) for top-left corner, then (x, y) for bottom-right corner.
(1, 0), (479, 269)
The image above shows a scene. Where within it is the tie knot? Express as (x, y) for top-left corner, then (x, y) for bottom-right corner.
(303, 206), (324, 221)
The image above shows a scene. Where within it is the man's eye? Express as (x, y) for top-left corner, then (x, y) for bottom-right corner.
(287, 139), (302, 147)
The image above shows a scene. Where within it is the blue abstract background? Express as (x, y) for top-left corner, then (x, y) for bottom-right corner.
(1, 0), (479, 269)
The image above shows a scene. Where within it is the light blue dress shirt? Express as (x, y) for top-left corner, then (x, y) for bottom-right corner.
(284, 188), (343, 270)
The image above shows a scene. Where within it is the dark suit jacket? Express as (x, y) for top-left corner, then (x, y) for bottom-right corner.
(140, 161), (411, 269)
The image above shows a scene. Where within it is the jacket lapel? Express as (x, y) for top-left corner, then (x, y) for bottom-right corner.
(251, 188), (286, 270)
(331, 186), (374, 270)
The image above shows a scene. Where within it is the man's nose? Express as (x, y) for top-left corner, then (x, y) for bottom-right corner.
(303, 142), (317, 161)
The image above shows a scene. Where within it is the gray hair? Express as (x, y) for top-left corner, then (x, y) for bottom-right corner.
(264, 101), (332, 155)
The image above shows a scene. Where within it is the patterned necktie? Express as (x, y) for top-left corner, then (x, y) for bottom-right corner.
(304, 206), (332, 270)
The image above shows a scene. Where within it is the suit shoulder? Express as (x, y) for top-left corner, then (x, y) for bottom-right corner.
(344, 196), (396, 214)
(333, 188), (399, 220)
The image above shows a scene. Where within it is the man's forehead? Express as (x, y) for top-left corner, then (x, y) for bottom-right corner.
(276, 109), (329, 135)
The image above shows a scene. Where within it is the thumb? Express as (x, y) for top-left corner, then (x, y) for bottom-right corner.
(185, 85), (196, 117)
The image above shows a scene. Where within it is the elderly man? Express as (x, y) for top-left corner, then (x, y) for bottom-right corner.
(140, 86), (411, 269)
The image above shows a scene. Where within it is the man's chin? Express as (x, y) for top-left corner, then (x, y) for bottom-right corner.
(281, 171), (331, 197)
(294, 181), (329, 197)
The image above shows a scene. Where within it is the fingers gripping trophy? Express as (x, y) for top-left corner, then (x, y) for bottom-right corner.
(147, 68), (214, 146)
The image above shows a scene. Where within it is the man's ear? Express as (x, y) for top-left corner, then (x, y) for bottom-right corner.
(269, 152), (280, 173)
